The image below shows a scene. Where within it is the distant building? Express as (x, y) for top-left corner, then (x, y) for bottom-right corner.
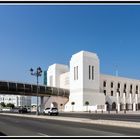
(0, 95), (31, 107)
(47, 50), (140, 112)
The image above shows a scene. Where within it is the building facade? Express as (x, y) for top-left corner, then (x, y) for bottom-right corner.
(0, 95), (31, 108)
(100, 74), (140, 111)
(46, 50), (140, 112)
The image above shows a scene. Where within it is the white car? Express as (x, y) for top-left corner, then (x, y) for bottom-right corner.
(43, 107), (59, 116)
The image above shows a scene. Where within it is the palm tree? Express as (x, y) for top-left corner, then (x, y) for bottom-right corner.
(0, 102), (6, 108)
(85, 101), (89, 112)
(6, 103), (15, 109)
(71, 102), (75, 112)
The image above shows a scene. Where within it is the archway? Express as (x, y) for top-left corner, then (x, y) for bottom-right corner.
(138, 103), (140, 110)
(51, 102), (58, 108)
(126, 103), (128, 110)
(112, 102), (116, 110)
(126, 103), (132, 110)
(105, 102), (110, 111)
(120, 103), (124, 111)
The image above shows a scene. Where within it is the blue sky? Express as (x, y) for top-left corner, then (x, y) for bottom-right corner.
(0, 4), (140, 86)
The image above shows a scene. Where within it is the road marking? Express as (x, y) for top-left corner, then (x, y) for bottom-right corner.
(37, 132), (49, 136)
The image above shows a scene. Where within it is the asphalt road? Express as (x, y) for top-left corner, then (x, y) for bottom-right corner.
(0, 114), (140, 136)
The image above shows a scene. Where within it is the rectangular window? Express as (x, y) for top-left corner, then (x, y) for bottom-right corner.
(136, 85), (138, 90)
(103, 81), (106, 87)
(89, 65), (91, 80)
(130, 84), (132, 93)
(76, 66), (78, 80)
(130, 84), (132, 90)
(103, 90), (106, 95)
(136, 85), (138, 94)
(92, 66), (94, 80)
(124, 84), (126, 89)
(74, 66), (78, 80)
(74, 67), (75, 80)
(111, 91), (113, 96)
(111, 82), (113, 88)
(118, 83), (120, 89)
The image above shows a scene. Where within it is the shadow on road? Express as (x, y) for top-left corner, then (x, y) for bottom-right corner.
(0, 132), (7, 136)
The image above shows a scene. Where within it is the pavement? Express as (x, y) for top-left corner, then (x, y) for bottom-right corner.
(0, 112), (140, 129)
(63, 110), (140, 115)
(101, 110), (140, 115)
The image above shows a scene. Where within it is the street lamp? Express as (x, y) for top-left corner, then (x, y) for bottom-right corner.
(30, 67), (42, 115)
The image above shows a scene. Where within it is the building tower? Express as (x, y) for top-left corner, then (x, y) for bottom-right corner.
(47, 64), (69, 87)
(65, 51), (105, 111)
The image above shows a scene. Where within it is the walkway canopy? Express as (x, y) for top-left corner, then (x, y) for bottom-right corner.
(0, 81), (69, 98)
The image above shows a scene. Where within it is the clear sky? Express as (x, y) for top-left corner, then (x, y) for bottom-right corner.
(0, 4), (140, 85)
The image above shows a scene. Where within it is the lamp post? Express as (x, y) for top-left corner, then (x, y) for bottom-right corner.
(30, 67), (42, 115)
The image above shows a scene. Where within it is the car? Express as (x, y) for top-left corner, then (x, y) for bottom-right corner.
(43, 107), (59, 116)
(18, 107), (28, 113)
(27, 107), (31, 113)
(11, 107), (20, 113)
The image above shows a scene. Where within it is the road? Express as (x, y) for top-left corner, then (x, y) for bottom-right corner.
(0, 114), (140, 136)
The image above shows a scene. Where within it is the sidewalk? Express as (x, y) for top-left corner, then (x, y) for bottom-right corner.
(0, 112), (140, 129)
(99, 110), (140, 115)
(61, 110), (140, 115)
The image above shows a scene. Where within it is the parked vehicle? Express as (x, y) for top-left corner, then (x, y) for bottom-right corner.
(1, 108), (11, 111)
(18, 107), (28, 113)
(27, 107), (31, 113)
(11, 107), (20, 113)
(43, 107), (59, 115)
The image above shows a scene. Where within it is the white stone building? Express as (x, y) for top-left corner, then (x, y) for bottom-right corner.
(46, 50), (140, 112)
(100, 74), (140, 111)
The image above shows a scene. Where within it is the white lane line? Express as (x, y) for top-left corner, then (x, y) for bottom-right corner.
(37, 132), (49, 136)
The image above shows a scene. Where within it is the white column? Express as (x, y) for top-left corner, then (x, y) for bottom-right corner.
(136, 94), (138, 103)
(104, 104), (107, 111)
(116, 92), (120, 112)
(129, 93), (132, 104)
(129, 93), (132, 110)
(123, 92), (126, 109)
(133, 102), (136, 111)
(135, 94), (138, 111)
